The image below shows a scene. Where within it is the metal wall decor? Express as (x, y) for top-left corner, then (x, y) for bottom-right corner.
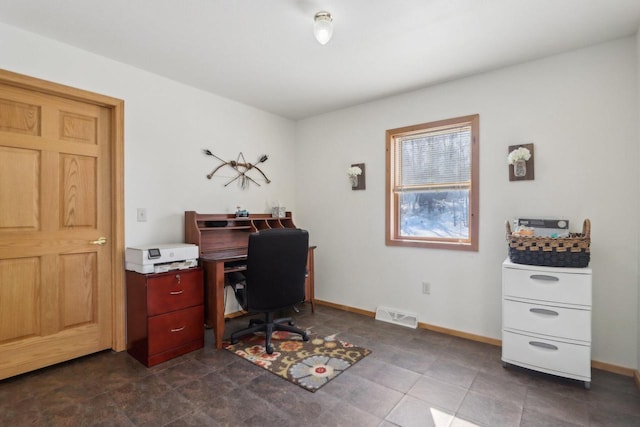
(203, 150), (271, 189)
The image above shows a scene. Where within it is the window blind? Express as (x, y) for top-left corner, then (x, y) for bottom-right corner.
(394, 125), (471, 192)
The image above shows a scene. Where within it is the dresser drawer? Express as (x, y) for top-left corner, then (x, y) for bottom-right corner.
(503, 299), (591, 342)
(502, 266), (591, 306)
(148, 305), (204, 355)
(147, 269), (203, 316)
(502, 330), (591, 380)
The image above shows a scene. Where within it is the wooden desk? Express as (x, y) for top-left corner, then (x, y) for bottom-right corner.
(185, 211), (316, 349)
(200, 247), (315, 349)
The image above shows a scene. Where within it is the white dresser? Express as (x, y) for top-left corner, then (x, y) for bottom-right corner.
(501, 258), (592, 388)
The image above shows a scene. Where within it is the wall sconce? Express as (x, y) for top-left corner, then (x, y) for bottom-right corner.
(314, 11), (333, 45)
(347, 163), (366, 190)
(508, 143), (534, 181)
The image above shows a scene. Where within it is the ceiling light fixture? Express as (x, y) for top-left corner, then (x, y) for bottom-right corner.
(313, 11), (333, 45)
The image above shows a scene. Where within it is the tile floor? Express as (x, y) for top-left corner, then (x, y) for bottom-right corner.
(1, 305), (639, 426)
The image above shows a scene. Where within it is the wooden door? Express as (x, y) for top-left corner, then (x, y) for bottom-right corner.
(0, 71), (125, 379)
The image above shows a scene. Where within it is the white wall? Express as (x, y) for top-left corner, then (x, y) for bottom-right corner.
(2, 22), (638, 369)
(0, 23), (297, 247)
(296, 37), (639, 369)
(637, 28), (640, 374)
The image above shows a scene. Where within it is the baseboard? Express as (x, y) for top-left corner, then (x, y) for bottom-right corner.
(315, 299), (376, 318)
(315, 299), (501, 346)
(314, 298), (638, 384)
(416, 321), (502, 347)
(591, 360), (635, 377)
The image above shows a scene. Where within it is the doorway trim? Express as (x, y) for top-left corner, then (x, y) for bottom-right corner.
(0, 68), (126, 351)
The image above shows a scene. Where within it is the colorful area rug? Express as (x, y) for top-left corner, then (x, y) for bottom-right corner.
(223, 330), (371, 392)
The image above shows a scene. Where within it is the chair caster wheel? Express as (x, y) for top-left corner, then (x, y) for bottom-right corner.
(288, 320), (295, 326)
(230, 338), (238, 345)
(302, 333), (309, 341)
(266, 345), (274, 354)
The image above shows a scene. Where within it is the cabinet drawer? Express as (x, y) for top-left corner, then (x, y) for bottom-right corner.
(502, 331), (590, 380)
(148, 305), (204, 355)
(503, 299), (590, 342)
(502, 266), (591, 306)
(147, 269), (203, 316)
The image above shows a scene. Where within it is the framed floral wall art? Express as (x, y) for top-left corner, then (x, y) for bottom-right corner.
(508, 143), (534, 181)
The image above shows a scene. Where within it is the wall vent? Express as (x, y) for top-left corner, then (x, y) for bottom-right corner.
(375, 306), (418, 329)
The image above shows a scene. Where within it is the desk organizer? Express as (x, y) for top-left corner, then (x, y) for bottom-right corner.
(185, 211), (297, 254)
(506, 219), (591, 268)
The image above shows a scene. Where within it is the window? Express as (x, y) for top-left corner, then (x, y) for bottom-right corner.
(386, 114), (479, 250)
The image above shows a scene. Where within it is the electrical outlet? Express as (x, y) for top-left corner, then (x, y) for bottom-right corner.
(137, 208), (147, 222)
(422, 281), (431, 295)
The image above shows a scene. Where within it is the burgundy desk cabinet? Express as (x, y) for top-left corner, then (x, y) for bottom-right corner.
(126, 267), (204, 367)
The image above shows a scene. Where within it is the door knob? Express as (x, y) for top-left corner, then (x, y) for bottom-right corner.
(90, 237), (108, 245)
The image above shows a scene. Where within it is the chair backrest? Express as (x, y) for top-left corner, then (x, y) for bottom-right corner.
(244, 228), (309, 312)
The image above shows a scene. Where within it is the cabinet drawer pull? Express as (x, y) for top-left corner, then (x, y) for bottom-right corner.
(170, 326), (186, 333)
(529, 274), (559, 282)
(529, 341), (558, 351)
(169, 290), (184, 295)
(529, 308), (559, 316)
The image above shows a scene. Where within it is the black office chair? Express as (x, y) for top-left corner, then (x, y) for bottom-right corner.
(229, 228), (310, 354)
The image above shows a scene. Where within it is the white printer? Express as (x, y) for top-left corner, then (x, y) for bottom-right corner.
(125, 243), (199, 274)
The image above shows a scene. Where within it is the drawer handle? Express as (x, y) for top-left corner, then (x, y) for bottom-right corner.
(169, 290), (184, 295)
(529, 308), (559, 316)
(529, 274), (559, 282)
(529, 341), (558, 351)
(170, 326), (185, 333)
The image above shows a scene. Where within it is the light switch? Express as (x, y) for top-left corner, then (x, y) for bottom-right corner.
(137, 208), (147, 222)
